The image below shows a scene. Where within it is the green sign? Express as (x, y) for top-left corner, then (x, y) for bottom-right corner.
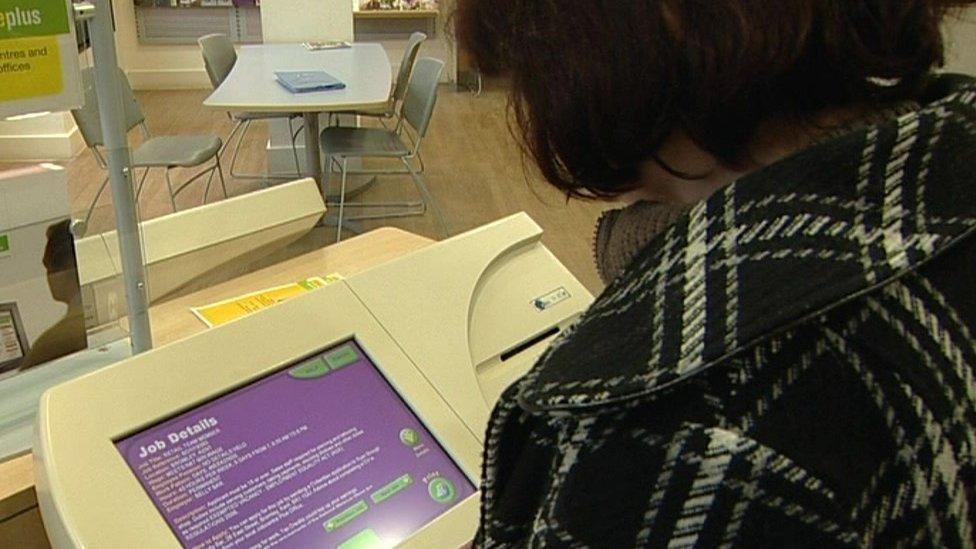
(0, 0), (70, 40)
(0, 234), (9, 255)
(0, 0), (81, 118)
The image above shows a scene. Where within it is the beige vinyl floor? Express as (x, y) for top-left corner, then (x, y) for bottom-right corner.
(55, 82), (615, 294)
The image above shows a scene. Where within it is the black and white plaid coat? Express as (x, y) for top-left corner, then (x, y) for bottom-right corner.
(475, 76), (976, 548)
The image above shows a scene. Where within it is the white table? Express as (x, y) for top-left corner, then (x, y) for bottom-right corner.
(203, 43), (392, 191)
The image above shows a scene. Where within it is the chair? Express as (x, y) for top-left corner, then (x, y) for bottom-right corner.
(330, 32), (429, 178)
(340, 32), (427, 123)
(321, 57), (450, 242)
(198, 33), (302, 182)
(72, 67), (226, 232)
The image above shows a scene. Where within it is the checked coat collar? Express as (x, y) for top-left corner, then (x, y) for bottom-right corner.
(516, 77), (976, 413)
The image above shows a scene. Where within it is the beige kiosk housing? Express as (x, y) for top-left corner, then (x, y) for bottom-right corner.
(34, 213), (593, 548)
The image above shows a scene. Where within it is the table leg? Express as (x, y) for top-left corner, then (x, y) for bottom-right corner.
(303, 112), (322, 191)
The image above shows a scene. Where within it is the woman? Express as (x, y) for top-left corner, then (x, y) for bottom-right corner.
(456, 0), (976, 546)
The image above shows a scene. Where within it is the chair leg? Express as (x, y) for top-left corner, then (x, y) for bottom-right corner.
(228, 118), (304, 183)
(203, 173), (214, 204)
(202, 164), (217, 203)
(220, 119), (246, 158)
(335, 153), (424, 177)
(228, 119), (252, 180)
(216, 157), (228, 199)
(171, 163), (226, 202)
(134, 167), (152, 201)
(287, 117), (302, 176)
(322, 154), (332, 198)
(402, 157), (450, 238)
(80, 174), (111, 233)
(202, 160), (224, 205)
(164, 168), (178, 213)
(336, 158), (349, 243)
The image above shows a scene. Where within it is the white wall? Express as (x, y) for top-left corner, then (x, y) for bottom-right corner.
(944, 7), (976, 75)
(112, 0), (213, 90)
(0, 112), (85, 162)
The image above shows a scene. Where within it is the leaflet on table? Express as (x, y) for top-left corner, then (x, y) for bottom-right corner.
(190, 274), (344, 328)
(302, 41), (351, 51)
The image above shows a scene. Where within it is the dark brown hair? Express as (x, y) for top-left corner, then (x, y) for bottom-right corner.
(43, 219), (77, 273)
(456, 0), (975, 198)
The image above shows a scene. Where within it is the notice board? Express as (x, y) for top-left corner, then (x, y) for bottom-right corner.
(0, 0), (83, 118)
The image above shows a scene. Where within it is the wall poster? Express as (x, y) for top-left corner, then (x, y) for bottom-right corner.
(0, 0), (83, 118)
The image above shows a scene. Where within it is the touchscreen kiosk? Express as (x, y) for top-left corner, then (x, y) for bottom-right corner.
(35, 213), (593, 548)
(116, 340), (476, 548)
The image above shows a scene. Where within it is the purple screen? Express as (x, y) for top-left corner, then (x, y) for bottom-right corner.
(115, 340), (476, 548)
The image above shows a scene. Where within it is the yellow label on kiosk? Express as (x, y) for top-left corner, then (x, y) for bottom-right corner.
(191, 274), (344, 328)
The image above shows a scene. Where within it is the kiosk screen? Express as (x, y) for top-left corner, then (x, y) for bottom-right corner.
(115, 340), (476, 548)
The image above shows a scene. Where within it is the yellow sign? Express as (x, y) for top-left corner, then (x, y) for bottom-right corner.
(191, 275), (344, 328)
(0, 35), (62, 101)
(0, 0), (81, 119)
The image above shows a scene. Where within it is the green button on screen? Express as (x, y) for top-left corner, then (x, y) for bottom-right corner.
(428, 477), (457, 504)
(325, 345), (358, 370)
(337, 529), (383, 549)
(288, 358), (330, 379)
(371, 473), (413, 504)
(399, 428), (421, 448)
(324, 500), (368, 532)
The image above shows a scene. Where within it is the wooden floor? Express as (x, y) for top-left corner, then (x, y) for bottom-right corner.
(61, 83), (614, 293)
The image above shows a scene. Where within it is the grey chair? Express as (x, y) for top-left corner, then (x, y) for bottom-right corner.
(72, 67), (226, 232)
(321, 57), (449, 242)
(198, 33), (302, 182)
(340, 32), (426, 123)
(330, 32), (428, 178)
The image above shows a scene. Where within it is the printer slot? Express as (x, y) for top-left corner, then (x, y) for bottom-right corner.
(500, 326), (560, 362)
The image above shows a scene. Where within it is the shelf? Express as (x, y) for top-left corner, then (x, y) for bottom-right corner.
(135, 3), (437, 16)
(353, 9), (438, 19)
(134, 4), (437, 44)
(134, 1), (250, 7)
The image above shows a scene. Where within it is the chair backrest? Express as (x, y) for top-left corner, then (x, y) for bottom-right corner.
(198, 33), (237, 89)
(401, 57), (445, 140)
(71, 67), (145, 149)
(260, 0), (354, 43)
(390, 32), (427, 106)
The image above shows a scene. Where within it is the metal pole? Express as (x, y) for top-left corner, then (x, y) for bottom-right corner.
(86, 0), (153, 353)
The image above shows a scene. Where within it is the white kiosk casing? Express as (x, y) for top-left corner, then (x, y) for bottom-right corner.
(35, 213), (593, 548)
(75, 178), (325, 327)
(346, 213), (592, 435)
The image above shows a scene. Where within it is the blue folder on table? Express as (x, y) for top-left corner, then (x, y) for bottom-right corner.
(275, 70), (346, 93)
